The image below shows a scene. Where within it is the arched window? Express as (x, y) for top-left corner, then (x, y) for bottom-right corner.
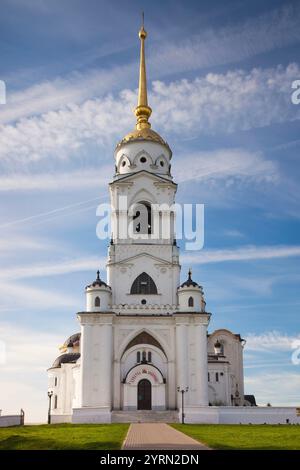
(137, 351), (141, 363)
(95, 296), (100, 307)
(132, 202), (152, 234)
(188, 296), (194, 307)
(130, 272), (158, 295)
(147, 351), (152, 362)
(54, 395), (58, 409)
(142, 351), (147, 362)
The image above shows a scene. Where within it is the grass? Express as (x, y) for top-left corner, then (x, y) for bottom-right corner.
(172, 424), (300, 450)
(0, 424), (129, 450)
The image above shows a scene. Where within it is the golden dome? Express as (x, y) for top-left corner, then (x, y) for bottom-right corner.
(116, 127), (171, 152)
(116, 16), (169, 152)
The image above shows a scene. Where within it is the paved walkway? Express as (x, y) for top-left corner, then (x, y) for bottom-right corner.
(122, 423), (210, 450)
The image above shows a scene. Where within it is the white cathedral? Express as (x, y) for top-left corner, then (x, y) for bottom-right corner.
(47, 23), (248, 424)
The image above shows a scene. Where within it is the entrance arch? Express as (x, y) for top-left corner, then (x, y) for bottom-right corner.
(137, 379), (152, 410)
(122, 363), (166, 411)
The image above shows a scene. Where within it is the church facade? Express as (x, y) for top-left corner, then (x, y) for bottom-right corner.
(47, 24), (246, 424)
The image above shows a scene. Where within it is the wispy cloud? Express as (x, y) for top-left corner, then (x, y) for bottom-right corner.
(0, 167), (111, 192)
(245, 331), (300, 352)
(244, 372), (300, 406)
(222, 229), (245, 238)
(150, 3), (300, 77)
(1, 245), (299, 282)
(183, 245), (300, 264)
(1, 63), (299, 172)
(2, 2), (300, 124)
(0, 148), (277, 192)
(0, 256), (105, 281)
(0, 321), (66, 421)
(0, 281), (77, 310)
(0, 234), (52, 253)
(174, 149), (278, 185)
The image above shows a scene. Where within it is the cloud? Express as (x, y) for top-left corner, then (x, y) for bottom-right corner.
(174, 149), (278, 185)
(244, 372), (300, 406)
(0, 148), (277, 193)
(0, 245), (298, 283)
(0, 321), (66, 421)
(150, 3), (300, 77)
(222, 230), (244, 238)
(182, 245), (300, 265)
(0, 167), (111, 192)
(1, 63), (299, 174)
(2, 64), (135, 125)
(0, 234), (52, 253)
(0, 281), (77, 310)
(0, 196), (104, 229)
(0, 256), (105, 281)
(152, 63), (300, 135)
(245, 331), (300, 353)
(2, 2), (300, 124)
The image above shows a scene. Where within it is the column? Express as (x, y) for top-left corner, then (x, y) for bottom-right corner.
(113, 359), (121, 410)
(194, 321), (209, 406)
(98, 321), (113, 408)
(80, 322), (93, 407)
(167, 360), (176, 409)
(175, 322), (189, 393)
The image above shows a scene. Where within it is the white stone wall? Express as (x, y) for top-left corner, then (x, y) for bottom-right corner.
(0, 415), (21, 427)
(184, 406), (300, 424)
(108, 248), (180, 308)
(208, 363), (231, 405)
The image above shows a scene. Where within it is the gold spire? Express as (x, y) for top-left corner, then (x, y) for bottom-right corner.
(115, 16), (171, 154)
(134, 12), (152, 130)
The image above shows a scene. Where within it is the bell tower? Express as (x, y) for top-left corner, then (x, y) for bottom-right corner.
(107, 20), (180, 311)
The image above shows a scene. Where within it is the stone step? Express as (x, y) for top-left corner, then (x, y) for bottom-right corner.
(111, 410), (179, 423)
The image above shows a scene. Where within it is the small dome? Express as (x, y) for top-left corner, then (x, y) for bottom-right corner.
(86, 270), (111, 289)
(63, 332), (81, 348)
(50, 352), (80, 369)
(180, 269), (202, 289)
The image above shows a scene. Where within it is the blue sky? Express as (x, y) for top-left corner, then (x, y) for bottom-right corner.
(0, 0), (300, 421)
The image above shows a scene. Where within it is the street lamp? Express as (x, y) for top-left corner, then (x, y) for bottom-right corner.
(177, 386), (189, 424)
(47, 391), (53, 424)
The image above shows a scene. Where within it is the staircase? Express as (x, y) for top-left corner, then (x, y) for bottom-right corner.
(111, 410), (179, 423)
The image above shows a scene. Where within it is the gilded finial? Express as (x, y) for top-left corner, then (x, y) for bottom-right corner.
(134, 12), (152, 130)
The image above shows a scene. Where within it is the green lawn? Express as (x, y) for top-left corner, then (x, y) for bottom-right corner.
(172, 424), (300, 450)
(0, 424), (129, 450)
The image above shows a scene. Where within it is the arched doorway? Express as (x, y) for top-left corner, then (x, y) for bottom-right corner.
(137, 379), (152, 410)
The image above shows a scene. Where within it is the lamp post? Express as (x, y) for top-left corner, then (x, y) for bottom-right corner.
(47, 391), (53, 424)
(177, 386), (189, 424)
